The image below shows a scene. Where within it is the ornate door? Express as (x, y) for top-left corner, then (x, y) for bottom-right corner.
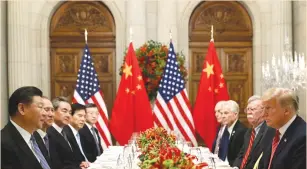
(50, 1), (116, 113)
(189, 1), (253, 126)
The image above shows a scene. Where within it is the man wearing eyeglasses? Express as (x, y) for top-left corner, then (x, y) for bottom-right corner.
(233, 96), (275, 169)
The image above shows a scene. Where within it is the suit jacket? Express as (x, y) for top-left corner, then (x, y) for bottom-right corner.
(1, 122), (43, 169)
(233, 122), (275, 169)
(260, 116), (306, 169)
(79, 124), (103, 162)
(47, 126), (80, 169)
(227, 120), (247, 166)
(62, 125), (86, 164)
(212, 125), (230, 161)
(33, 131), (52, 167)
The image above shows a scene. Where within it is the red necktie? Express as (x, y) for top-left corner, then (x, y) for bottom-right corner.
(268, 130), (280, 169)
(240, 129), (255, 169)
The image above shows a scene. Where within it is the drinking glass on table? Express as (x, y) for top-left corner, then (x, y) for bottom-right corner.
(116, 154), (125, 168)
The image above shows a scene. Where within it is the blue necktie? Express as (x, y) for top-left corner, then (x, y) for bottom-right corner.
(218, 129), (230, 161)
(30, 135), (51, 169)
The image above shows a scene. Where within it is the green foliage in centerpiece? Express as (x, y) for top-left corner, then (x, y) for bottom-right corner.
(119, 40), (188, 102)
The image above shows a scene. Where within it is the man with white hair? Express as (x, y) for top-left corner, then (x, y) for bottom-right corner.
(233, 96), (275, 169)
(259, 88), (306, 169)
(212, 101), (228, 160)
(221, 100), (247, 166)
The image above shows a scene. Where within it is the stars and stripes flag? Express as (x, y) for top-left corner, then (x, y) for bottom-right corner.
(153, 41), (197, 146)
(72, 44), (112, 149)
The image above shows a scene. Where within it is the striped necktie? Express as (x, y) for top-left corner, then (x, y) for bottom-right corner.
(30, 135), (51, 169)
(268, 130), (280, 169)
(91, 127), (102, 155)
(240, 129), (255, 169)
(214, 126), (225, 154)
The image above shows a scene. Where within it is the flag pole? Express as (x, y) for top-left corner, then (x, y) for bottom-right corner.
(84, 29), (88, 44)
(210, 25), (214, 42)
(130, 27), (133, 43)
(169, 29), (172, 42)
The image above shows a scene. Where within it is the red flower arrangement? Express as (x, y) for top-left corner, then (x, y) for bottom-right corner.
(119, 40), (188, 101)
(137, 127), (208, 169)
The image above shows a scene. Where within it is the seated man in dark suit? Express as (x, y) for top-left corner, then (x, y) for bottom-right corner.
(63, 103), (89, 164)
(1, 86), (51, 169)
(47, 97), (88, 169)
(221, 100), (247, 166)
(212, 101), (228, 160)
(233, 95), (275, 169)
(33, 96), (54, 167)
(79, 103), (103, 162)
(258, 88), (306, 169)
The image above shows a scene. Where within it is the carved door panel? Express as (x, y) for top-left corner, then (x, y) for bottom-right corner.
(51, 48), (115, 113)
(50, 1), (116, 114)
(189, 46), (252, 126)
(189, 47), (223, 106)
(189, 1), (253, 126)
(221, 48), (252, 125)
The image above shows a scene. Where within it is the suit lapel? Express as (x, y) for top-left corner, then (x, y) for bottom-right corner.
(63, 126), (80, 152)
(272, 116), (300, 164)
(83, 125), (95, 143)
(250, 122), (266, 152)
(94, 127), (103, 152)
(48, 126), (72, 152)
(7, 123), (42, 169)
(229, 121), (239, 144)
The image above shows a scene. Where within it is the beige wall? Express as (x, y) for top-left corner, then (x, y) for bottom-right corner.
(0, 1), (8, 128)
(293, 1), (306, 120)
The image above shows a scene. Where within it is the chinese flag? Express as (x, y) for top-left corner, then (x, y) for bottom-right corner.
(110, 42), (154, 145)
(193, 41), (229, 151)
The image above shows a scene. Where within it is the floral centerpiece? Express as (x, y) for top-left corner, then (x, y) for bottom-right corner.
(119, 40), (188, 101)
(137, 127), (208, 169)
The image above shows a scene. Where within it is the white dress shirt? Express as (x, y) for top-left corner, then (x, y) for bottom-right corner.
(52, 123), (63, 134)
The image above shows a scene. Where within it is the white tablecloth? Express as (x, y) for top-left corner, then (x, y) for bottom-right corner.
(88, 146), (233, 169)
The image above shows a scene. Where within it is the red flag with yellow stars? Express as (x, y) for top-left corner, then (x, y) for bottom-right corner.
(192, 41), (229, 151)
(110, 42), (154, 145)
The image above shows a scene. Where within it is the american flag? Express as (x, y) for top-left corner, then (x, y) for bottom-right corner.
(153, 42), (197, 146)
(72, 44), (112, 149)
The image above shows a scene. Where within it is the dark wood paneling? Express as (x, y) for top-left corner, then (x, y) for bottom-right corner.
(189, 1), (253, 127)
(50, 1), (116, 114)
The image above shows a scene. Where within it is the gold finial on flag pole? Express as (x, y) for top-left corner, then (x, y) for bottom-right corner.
(169, 29), (172, 41)
(210, 25), (214, 42)
(84, 29), (88, 44)
(130, 27), (133, 43)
